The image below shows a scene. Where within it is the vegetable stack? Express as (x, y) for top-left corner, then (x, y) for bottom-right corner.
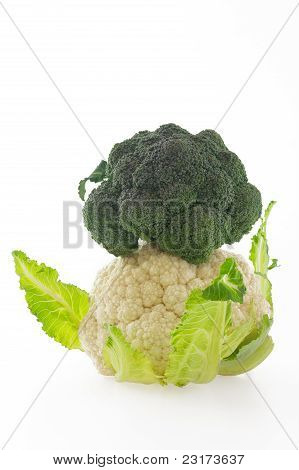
(13, 124), (278, 386)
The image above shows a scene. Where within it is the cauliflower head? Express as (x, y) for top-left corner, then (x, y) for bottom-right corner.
(79, 244), (270, 377)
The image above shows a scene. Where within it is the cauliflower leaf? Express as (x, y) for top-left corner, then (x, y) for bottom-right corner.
(221, 317), (255, 359)
(202, 257), (246, 303)
(219, 315), (274, 375)
(103, 325), (160, 384)
(249, 200), (277, 310)
(165, 258), (249, 386)
(165, 289), (229, 386)
(220, 203), (277, 375)
(12, 250), (89, 350)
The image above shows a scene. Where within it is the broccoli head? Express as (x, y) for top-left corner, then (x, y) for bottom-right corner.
(81, 124), (262, 264)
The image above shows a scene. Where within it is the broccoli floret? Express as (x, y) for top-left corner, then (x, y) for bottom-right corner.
(83, 181), (138, 256)
(82, 124), (262, 264)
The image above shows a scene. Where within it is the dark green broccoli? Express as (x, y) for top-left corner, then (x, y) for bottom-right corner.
(80, 124), (262, 264)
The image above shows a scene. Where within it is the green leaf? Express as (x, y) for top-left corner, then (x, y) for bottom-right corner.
(249, 201), (277, 309)
(165, 289), (228, 386)
(250, 201), (276, 274)
(78, 160), (108, 201)
(221, 317), (255, 359)
(12, 250), (89, 350)
(219, 315), (273, 375)
(103, 325), (160, 384)
(234, 314), (272, 353)
(219, 336), (274, 376)
(268, 258), (279, 270)
(202, 257), (246, 303)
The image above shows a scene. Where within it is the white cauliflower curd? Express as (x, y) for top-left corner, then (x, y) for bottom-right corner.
(79, 244), (271, 377)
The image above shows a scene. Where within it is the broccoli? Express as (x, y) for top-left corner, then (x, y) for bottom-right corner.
(81, 124), (262, 264)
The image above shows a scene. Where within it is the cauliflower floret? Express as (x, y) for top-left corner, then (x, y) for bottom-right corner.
(79, 245), (271, 376)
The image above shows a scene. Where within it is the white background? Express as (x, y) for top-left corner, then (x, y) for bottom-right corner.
(0, 0), (299, 458)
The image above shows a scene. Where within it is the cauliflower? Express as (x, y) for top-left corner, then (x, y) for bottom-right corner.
(79, 244), (271, 377)
(13, 203), (276, 386)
